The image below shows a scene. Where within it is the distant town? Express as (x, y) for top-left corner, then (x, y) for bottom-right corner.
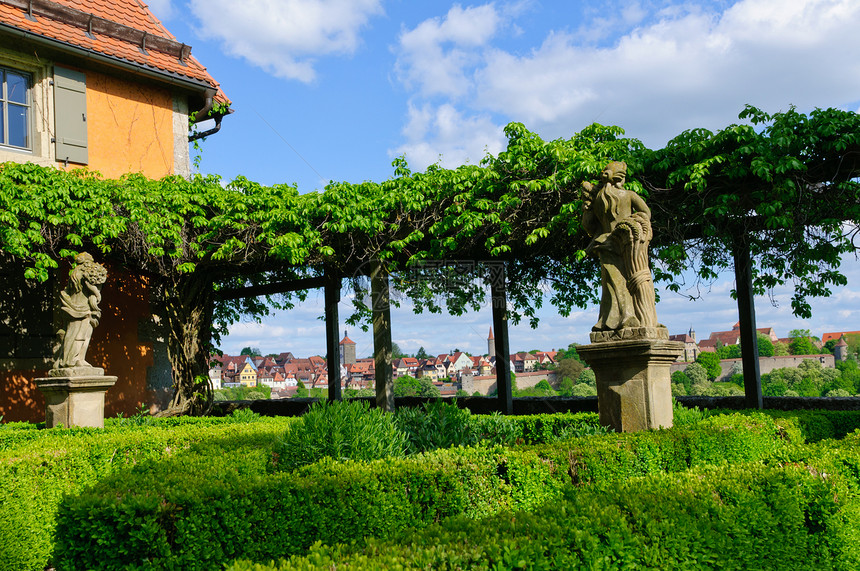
(210, 323), (860, 399)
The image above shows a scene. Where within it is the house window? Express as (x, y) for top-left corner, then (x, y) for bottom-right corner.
(1, 67), (30, 150)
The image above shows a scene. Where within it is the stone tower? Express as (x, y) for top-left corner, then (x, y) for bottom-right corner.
(487, 327), (495, 359)
(835, 335), (849, 362)
(339, 332), (356, 366)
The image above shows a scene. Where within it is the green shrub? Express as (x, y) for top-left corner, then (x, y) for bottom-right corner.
(13, 410), (858, 571)
(270, 400), (407, 473)
(54, 445), (565, 570)
(230, 408), (263, 423)
(49, 412), (806, 570)
(231, 455), (860, 570)
(673, 398), (705, 426)
(0, 417), (292, 571)
(395, 400), (479, 453)
(471, 412), (521, 446)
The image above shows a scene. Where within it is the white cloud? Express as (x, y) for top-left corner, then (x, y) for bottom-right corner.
(395, 3), (502, 98)
(393, 102), (506, 170)
(475, 0), (860, 145)
(187, 0), (383, 82)
(394, 0), (860, 163)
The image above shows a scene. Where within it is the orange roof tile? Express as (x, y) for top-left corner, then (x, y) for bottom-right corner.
(822, 331), (860, 343)
(0, 0), (227, 104)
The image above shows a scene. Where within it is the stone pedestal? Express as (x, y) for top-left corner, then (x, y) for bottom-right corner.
(577, 328), (683, 433)
(35, 373), (118, 429)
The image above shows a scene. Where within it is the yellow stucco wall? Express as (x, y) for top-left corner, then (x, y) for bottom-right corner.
(77, 70), (175, 179)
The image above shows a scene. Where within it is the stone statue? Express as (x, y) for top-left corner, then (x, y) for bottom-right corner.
(55, 252), (107, 370)
(581, 161), (658, 333)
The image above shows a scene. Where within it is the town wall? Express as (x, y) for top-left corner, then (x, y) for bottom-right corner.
(464, 370), (558, 396)
(671, 354), (836, 381)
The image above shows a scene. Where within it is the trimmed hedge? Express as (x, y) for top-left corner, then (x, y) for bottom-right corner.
(0, 416), (293, 571)
(227, 443), (860, 570)
(52, 413), (796, 570)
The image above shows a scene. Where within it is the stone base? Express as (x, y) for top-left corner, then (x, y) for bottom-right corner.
(577, 337), (683, 433)
(589, 325), (669, 343)
(35, 375), (118, 429)
(49, 366), (105, 377)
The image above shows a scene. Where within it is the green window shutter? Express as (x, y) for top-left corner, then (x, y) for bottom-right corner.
(54, 66), (88, 164)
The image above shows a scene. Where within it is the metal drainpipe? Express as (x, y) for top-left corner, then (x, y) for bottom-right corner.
(188, 112), (225, 142)
(188, 93), (232, 142)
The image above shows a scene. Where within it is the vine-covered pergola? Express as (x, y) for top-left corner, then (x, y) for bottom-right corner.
(2, 106), (859, 415)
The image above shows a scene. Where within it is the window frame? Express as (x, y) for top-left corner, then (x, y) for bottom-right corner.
(0, 66), (32, 151)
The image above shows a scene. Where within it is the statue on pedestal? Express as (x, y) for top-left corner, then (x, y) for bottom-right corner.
(581, 161), (658, 334)
(38, 252), (116, 429)
(578, 162), (682, 432)
(54, 252), (107, 370)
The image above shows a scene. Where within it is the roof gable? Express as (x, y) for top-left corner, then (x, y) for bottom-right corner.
(0, 0), (226, 102)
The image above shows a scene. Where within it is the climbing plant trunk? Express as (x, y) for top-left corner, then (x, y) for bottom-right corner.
(733, 240), (763, 409)
(490, 263), (513, 415)
(325, 271), (342, 401)
(157, 273), (215, 416)
(371, 261), (394, 412)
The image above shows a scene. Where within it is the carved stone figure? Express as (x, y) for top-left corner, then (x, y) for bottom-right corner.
(581, 161), (658, 332)
(55, 252), (108, 370)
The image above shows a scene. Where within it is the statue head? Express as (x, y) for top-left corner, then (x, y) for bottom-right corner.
(72, 252), (107, 286)
(600, 161), (627, 186)
(74, 252), (94, 265)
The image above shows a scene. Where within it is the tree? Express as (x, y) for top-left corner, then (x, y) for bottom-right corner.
(557, 344), (585, 365)
(837, 360), (860, 394)
(695, 352), (722, 380)
(559, 376), (576, 396)
(570, 383), (597, 397)
(391, 342), (406, 359)
(294, 379), (308, 398)
(415, 347), (429, 360)
(671, 370), (692, 394)
(556, 358), (585, 386)
(576, 369), (596, 386)
(684, 362), (708, 386)
(394, 375), (440, 397)
(717, 344), (741, 360)
(535, 379), (553, 391)
(240, 346), (261, 356)
(789, 336), (818, 356)
(756, 333), (775, 357)
(645, 107), (860, 321)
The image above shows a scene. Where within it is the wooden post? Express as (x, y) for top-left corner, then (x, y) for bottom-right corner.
(733, 240), (763, 409)
(489, 263), (513, 415)
(325, 271), (342, 401)
(371, 261), (395, 412)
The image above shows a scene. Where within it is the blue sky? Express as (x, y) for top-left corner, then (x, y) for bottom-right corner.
(149, 0), (860, 357)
